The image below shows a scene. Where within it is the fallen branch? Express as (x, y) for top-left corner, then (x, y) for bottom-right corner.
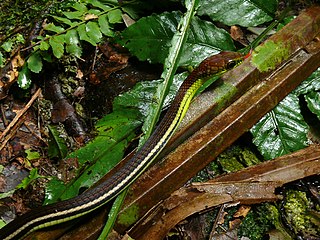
(134, 144), (320, 240)
(0, 88), (42, 150)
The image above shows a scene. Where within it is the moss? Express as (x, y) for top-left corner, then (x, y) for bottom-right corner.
(239, 147), (260, 167)
(284, 190), (320, 237)
(238, 204), (275, 240)
(0, 0), (54, 37)
(216, 146), (261, 173)
(251, 40), (290, 72)
(117, 204), (140, 226)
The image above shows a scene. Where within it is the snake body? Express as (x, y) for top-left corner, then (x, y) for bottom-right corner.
(0, 51), (244, 240)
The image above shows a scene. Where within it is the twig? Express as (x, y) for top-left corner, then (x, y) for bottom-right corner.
(0, 88), (42, 150)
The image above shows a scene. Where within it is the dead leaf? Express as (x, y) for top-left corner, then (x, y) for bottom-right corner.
(84, 14), (98, 20)
(233, 205), (251, 218)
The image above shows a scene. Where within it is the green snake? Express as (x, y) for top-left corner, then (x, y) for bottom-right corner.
(0, 51), (245, 240)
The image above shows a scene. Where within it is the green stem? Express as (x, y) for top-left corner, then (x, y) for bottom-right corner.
(141, 0), (200, 142)
(97, 188), (129, 240)
(98, 0), (200, 238)
(240, 7), (290, 55)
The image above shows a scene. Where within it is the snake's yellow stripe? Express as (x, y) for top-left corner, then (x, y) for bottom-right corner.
(0, 51), (244, 240)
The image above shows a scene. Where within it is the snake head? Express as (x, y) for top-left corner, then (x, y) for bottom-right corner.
(190, 51), (245, 80)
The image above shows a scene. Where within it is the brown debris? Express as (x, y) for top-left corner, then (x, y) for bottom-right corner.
(132, 145), (320, 240)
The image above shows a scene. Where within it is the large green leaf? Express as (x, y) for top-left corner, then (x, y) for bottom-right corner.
(39, 40), (50, 51)
(197, 0), (277, 27)
(116, 11), (234, 66)
(44, 109), (142, 203)
(181, 16), (235, 66)
(113, 73), (187, 117)
(71, 2), (88, 13)
(305, 91), (320, 120)
(140, 0), (199, 146)
(117, 11), (180, 64)
(294, 68), (320, 120)
(51, 15), (74, 27)
(44, 71), (186, 204)
(294, 68), (320, 95)
(251, 93), (309, 160)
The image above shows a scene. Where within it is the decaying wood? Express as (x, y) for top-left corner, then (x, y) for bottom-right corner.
(133, 145), (320, 240)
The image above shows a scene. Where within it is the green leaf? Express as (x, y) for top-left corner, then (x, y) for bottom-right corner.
(71, 2), (88, 12)
(1, 41), (13, 52)
(108, 9), (122, 23)
(47, 125), (68, 159)
(88, 9), (102, 16)
(39, 40), (50, 51)
(66, 43), (82, 57)
(197, 0), (277, 27)
(17, 65), (32, 89)
(0, 189), (15, 200)
(113, 73), (187, 117)
(65, 29), (82, 57)
(116, 11), (235, 66)
(181, 16), (235, 66)
(116, 11), (180, 64)
(17, 168), (42, 190)
(44, 109), (142, 203)
(25, 149), (41, 161)
(140, 0), (199, 144)
(251, 93), (309, 160)
(294, 68), (320, 95)
(98, 14), (114, 37)
(77, 24), (97, 46)
(27, 52), (43, 73)
(86, 22), (103, 44)
(305, 91), (320, 120)
(15, 33), (25, 44)
(44, 70), (187, 204)
(52, 15), (74, 26)
(45, 23), (65, 33)
(114, 2), (200, 233)
(98, 188), (128, 239)
(49, 35), (65, 58)
(63, 10), (84, 20)
(87, 0), (112, 11)
(99, 0), (118, 5)
(44, 178), (66, 203)
(65, 29), (80, 45)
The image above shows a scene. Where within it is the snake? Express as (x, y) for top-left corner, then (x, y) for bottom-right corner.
(0, 51), (245, 240)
